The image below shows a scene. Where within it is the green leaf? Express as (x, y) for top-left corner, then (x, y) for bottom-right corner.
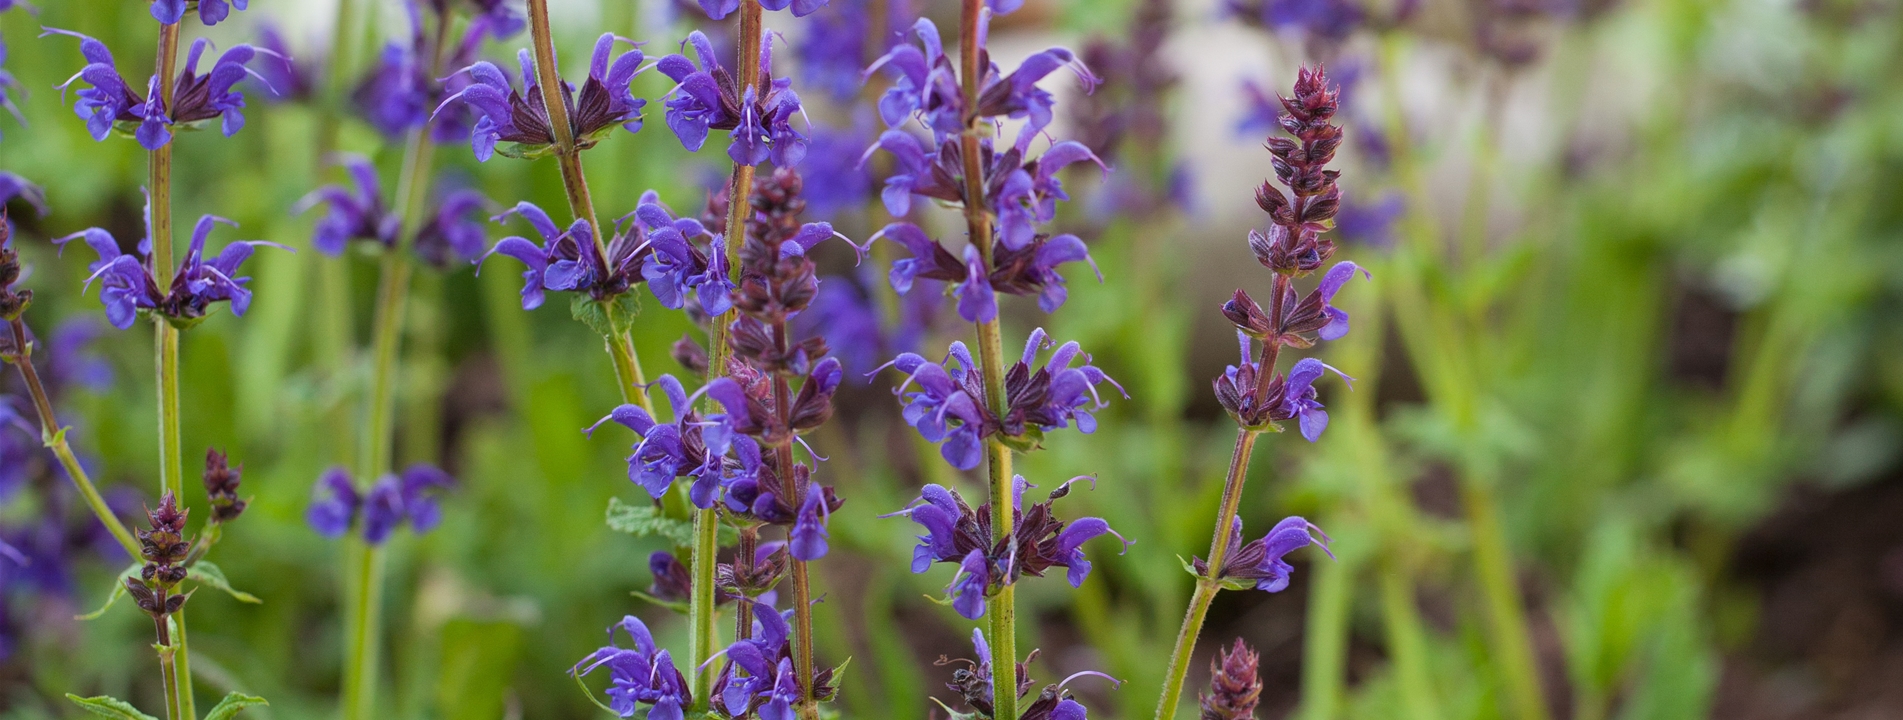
(203, 692), (269, 720)
(64, 694), (159, 720)
(495, 141), (557, 160)
(605, 497), (735, 546)
(189, 561), (262, 604)
(77, 563), (141, 621)
(571, 293), (643, 337)
(630, 590), (690, 615)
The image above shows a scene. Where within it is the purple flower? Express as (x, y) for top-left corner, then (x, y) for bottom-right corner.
(413, 189), (494, 267)
(252, 25), (317, 103)
(874, 343), (991, 469)
(1211, 333), (1353, 434)
(714, 602), (841, 716)
(798, 0), (910, 101)
(0, 172), (47, 218)
(868, 222), (1102, 321)
(1335, 192), (1402, 249)
(1221, 261), (1369, 343)
(1280, 357), (1352, 441)
(47, 30), (272, 149)
(788, 489), (830, 560)
(992, 141), (1107, 251)
(437, 34), (648, 161)
(305, 464), (456, 543)
(882, 477), (1128, 617)
(354, 43), (430, 137)
(59, 211), (284, 330)
(150, 0), (248, 26)
(295, 156), (399, 255)
(1199, 516), (1332, 592)
(573, 615), (693, 720)
(588, 375), (732, 506)
(305, 467), (359, 539)
(657, 31), (809, 167)
(482, 193), (716, 309)
(792, 277), (883, 376)
(797, 120), (873, 218)
(868, 18), (1099, 150)
(46, 318), (113, 392)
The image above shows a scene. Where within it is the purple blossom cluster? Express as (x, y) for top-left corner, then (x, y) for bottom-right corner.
(876, 329), (1123, 469)
(306, 464), (456, 545)
(47, 30), (271, 150)
(657, 31), (809, 168)
(294, 156), (492, 266)
(884, 477), (1126, 618)
(571, 615), (693, 720)
(1192, 517), (1333, 592)
(712, 601), (840, 718)
(485, 191), (731, 310)
(58, 211), (282, 330)
(438, 33), (649, 161)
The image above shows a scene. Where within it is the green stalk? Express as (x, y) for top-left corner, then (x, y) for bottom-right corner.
(1153, 427), (1260, 720)
(156, 620), (183, 720)
(952, 0), (1022, 713)
(145, 20), (199, 719)
(6, 319), (141, 557)
(1377, 560), (1442, 720)
(314, 0), (364, 467)
(1463, 475), (1548, 720)
(691, 0), (765, 708)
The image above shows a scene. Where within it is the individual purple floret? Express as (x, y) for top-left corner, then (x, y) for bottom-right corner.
(656, 31), (808, 167)
(867, 223), (1099, 323)
(882, 477), (1128, 618)
(305, 464), (456, 544)
(412, 189), (493, 267)
(1193, 516), (1332, 592)
(436, 34), (648, 161)
(150, 0), (249, 26)
(587, 374), (732, 506)
(572, 615), (693, 720)
(58, 212), (284, 330)
(295, 156), (399, 255)
(47, 30), (271, 149)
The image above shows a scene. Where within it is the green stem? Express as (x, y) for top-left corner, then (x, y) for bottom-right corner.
(1377, 559), (1442, 720)
(6, 320), (140, 557)
(147, 20), (196, 719)
(156, 620), (182, 720)
(1154, 427), (1260, 720)
(343, 104), (437, 719)
(952, 0), (1022, 712)
(521, 0), (654, 414)
(692, 0), (764, 709)
(1462, 477), (1549, 720)
(314, 0), (362, 467)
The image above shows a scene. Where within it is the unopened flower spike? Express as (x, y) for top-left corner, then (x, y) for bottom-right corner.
(46, 29), (273, 149)
(1199, 638), (1263, 720)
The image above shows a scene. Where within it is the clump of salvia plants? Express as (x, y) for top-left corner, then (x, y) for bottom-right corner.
(0, 0), (1364, 714)
(1152, 64), (1353, 720)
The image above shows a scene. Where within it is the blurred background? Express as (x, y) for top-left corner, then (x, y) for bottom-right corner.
(4, 0), (1903, 717)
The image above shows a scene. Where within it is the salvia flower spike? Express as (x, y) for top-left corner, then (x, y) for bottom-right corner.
(656, 30), (810, 168)
(436, 33), (649, 161)
(1198, 638), (1263, 720)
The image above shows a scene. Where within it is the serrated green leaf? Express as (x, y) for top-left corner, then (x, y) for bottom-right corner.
(927, 696), (982, 720)
(189, 561), (262, 604)
(571, 293), (644, 337)
(606, 497), (736, 546)
(64, 694), (159, 720)
(77, 563), (141, 621)
(203, 691), (269, 720)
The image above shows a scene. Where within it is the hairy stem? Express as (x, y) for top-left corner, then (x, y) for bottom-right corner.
(7, 320), (140, 557)
(522, 0), (654, 413)
(952, 0), (1022, 714)
(1154, 427), (1260, 720)
(694, 0), (765, 709)
(146, 21), (197, 719)
(156, 620), (181, 720)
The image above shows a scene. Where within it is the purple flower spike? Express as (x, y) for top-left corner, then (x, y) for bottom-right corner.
(306, 467), (359, 538)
